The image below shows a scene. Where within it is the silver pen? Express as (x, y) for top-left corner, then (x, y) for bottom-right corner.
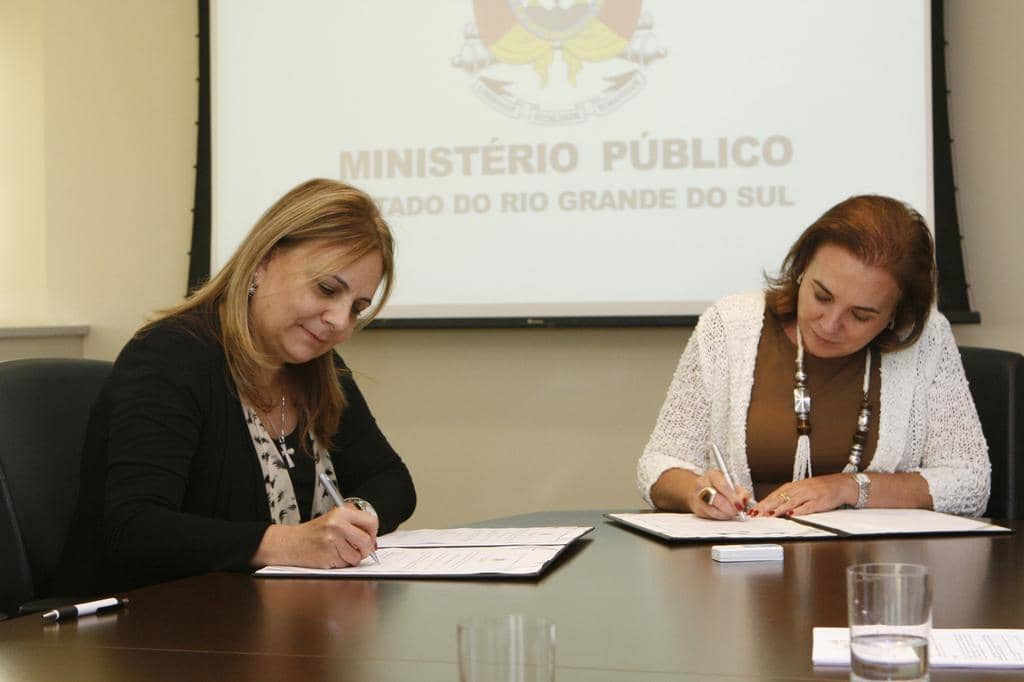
(318, 472), (380, 564)
(709, 442), (748, 521)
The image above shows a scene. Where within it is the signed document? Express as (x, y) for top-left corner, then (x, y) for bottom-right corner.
(797, 509), (1011, 536)
(256, 545), (568, 578)
(377, 526), (592, 548)
(608, 509), (1010, 542)
(606, 513), (836, 541)
(255, 526), (592, 579)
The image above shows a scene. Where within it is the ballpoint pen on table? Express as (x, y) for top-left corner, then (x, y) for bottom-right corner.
(41, 597), (129, 623)
(318, 472), (380, 564)
(709, 442), (749, 521)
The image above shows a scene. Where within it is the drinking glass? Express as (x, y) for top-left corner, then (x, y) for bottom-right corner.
(847, 563), (931, 681)
(457, 614), (556, 682)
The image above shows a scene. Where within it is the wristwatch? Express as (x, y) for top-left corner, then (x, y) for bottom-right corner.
(344, 496), (378, 519)
(852, 473), (871, 509)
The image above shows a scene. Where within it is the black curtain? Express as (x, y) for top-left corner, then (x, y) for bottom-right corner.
(188, 0), (211, 294)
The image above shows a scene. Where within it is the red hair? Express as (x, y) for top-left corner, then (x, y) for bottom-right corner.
(765, 195), (936, 352)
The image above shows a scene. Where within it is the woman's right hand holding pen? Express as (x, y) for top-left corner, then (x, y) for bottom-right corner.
(650, 467), (751, 519)
(251, 506), (378, 569)
(692, 470), (752, 520)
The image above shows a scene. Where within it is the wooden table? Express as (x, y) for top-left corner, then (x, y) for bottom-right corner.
(1, 511), (1021, 681)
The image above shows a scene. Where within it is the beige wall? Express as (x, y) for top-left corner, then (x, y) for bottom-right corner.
(0, 1), (1020, 528)
(343, 326), (689, 526)
(944, 0), (1024, 354)
(0, 0), (48, 322)
(0, 0), (195, 359)
(42, 0), (196, 359)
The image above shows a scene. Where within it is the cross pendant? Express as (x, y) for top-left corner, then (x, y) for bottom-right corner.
(279, 442), (295, 468)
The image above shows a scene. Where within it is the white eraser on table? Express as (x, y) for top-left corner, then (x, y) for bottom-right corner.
(711, 544), (784, 562)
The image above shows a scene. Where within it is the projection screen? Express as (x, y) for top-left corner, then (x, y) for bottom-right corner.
(211, 0), (932, 324)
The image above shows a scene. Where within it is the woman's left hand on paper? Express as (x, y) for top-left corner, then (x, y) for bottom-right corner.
(754, 474), (855, 517)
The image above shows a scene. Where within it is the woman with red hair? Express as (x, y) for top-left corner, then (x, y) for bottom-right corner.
(637, 195), (989, 519)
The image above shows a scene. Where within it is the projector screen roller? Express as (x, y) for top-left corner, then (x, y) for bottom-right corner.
(211, 0), (932, 323)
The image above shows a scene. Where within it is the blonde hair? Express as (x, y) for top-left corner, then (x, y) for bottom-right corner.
(146, 178), (394, 447)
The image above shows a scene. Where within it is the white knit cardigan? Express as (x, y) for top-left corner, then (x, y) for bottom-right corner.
(637, 291), (991, 516)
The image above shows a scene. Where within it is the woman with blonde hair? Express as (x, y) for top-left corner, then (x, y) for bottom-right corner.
(58, 179), (415, 594)
(638, 195), (989, 519)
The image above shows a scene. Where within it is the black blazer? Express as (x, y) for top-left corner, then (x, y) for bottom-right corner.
(57, 316), (416, 595)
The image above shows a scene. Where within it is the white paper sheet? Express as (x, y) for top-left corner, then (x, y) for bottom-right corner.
(798, 509), (1011, 536)
(255, 545), (566, 578)
(377, 526), (592, 548)
(607, 513), (836, 540)
(813, 627), (1024, 668)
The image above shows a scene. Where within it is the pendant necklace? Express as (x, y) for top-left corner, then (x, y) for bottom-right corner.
(792, 325), (872, 480)
(268, 394), (295, 469)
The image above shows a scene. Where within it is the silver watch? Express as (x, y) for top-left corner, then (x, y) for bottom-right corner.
(344, 496), (378, 519)
(852, 473), (871, 509)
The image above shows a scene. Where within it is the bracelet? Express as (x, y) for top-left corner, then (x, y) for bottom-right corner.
(851, 473), (871, 509)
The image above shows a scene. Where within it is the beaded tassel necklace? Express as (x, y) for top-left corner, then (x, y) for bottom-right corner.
(792, 325), (872, 480)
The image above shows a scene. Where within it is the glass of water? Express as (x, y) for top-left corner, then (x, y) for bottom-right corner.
(458, 614), (556, 682)
(847, 563), (931, 681)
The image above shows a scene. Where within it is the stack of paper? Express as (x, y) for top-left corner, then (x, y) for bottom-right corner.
(813, 627), (1024, 668)
(255, 526), (592, 579)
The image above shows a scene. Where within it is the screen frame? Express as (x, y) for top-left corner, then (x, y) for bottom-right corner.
(191, 0), (978, 330)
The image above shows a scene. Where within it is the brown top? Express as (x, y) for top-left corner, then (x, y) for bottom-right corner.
(747, 309), (881, 500)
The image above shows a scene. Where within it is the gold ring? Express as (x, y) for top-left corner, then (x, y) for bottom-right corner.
(698, 486), (718, 506)
(779, 492), (791, 504)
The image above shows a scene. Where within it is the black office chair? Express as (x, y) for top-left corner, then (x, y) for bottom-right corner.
(0, 358), (111, 618)
(959, 346), (1024, 520)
